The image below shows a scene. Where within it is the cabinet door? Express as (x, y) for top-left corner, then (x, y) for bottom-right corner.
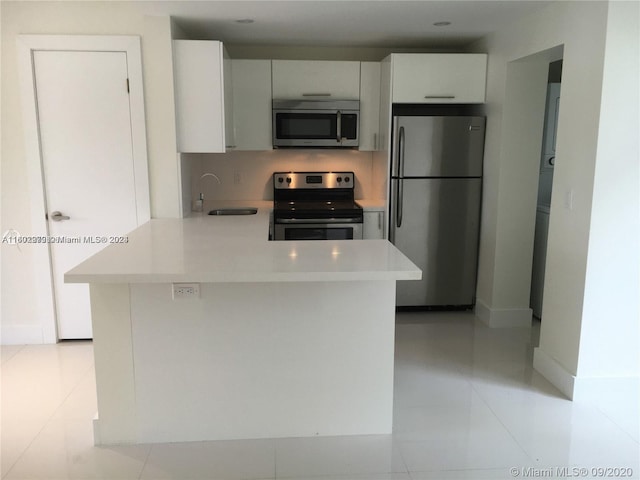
(359, 62), (381, 151)
(232, 60), (272, 150)
(223, 48), (234, 149)
(363, 210), (385, 239)
(272, 60), (360, 99)
(173, 40), (228, 153)
(392, 54), (487, 104)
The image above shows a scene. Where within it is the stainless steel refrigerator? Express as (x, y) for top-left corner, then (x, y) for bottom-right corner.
(389, 116), (485, 307)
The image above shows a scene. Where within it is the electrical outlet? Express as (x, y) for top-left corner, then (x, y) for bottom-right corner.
(172, 283), (200, 299)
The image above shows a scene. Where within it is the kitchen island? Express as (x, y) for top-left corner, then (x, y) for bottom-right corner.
(66, 206), (421, 445)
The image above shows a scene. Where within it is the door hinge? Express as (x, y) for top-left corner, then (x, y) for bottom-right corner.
(126, 78), (130, 94)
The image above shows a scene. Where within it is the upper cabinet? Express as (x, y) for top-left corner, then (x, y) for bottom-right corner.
(272, 60), (360, 100)
(173, 40), (233, 153)
(359, 62), (381, 152)
(390, 54), (487, 104)
(232, 59), (272, 151)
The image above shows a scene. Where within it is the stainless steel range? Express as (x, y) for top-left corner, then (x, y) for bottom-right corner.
(272, 172), (363, 241)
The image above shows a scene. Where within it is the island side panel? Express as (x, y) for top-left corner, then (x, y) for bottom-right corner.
(89, 283), (137, 444)
(129, 280), (396, 443)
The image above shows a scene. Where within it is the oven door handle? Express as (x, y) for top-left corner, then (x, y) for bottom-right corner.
(276, 218), (362, 224)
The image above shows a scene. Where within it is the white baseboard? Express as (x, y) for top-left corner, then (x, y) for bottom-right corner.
(475, 300), (532, 327)
(533, 347), (574, 399)
(93, 415), (101, 445)
(533, 347), (640, 402)
(1, 324), (44, 345)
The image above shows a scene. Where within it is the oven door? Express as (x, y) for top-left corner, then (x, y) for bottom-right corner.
(274, 221), (363, 241)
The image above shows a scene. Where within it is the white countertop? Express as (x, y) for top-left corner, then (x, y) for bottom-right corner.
(356, 199), (386, 210)
(65, 204), (420, 284)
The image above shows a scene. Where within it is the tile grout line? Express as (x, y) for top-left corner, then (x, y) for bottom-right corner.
(136, 441), (154, 480)
(592, 404), (640, 447)
(469, 376), (536, 465)
(3, 351), (96, 480)
(0, 345), (26, 367)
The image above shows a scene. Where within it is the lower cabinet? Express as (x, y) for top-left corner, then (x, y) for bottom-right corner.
(363, 210), (385, 239)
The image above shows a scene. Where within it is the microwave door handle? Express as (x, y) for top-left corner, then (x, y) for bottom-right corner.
(336, 110), (342, 143)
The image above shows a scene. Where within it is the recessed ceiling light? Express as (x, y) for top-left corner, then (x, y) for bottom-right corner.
(433, 21), (452, 27)
(235, 19), (255, 24)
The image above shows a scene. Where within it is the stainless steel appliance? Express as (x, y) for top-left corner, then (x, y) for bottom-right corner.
(272, 100), (359, 148)
(273, 172), (363, 240)
(389, 116), (486, 308)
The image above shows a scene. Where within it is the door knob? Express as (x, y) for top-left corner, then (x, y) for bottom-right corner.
(49, 211), (70, 222)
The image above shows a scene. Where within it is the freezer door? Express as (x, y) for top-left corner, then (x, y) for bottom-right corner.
(391, 116), (485, 178)
(390, 177), (482, 307)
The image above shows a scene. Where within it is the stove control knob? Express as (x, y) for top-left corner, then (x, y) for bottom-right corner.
(336, 176), (342, 183)
(277, 177), (284, 183)
(344, 176), (351, 183)
(286, 177), (292, 184)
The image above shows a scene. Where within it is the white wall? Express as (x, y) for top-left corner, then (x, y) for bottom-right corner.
(471, 0), (639, 396)
(1, 2), (180, 343)
(577, 0), (639, 380)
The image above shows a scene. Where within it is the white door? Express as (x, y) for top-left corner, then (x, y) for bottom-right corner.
(34, 50), (140, 339)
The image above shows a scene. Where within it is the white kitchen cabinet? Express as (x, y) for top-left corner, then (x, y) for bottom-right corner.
(232, 59), (272, 150)
(272, 60), (360, 100)
(359, 62), (381, 151)
(390, 54), (487, 104)
(173, 40), (233, 153)
(363, 210), (385, 239)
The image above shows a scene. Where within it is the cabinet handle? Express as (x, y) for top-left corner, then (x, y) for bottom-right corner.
(373, 133), (378, 150)
(302, 93), (331, 97)
(424, 95), (456, 99)
(378, 211), (383, 229)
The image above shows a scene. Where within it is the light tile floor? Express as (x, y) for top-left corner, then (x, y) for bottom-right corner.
(1, 311), (638, 479)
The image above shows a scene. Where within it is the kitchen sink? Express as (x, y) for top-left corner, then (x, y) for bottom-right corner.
(208, 208), (258, 216)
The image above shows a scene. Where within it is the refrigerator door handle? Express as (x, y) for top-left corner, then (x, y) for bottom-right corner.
(396, 126), (405, 228)
(398, 126), (406, 178)
(397, 179), (404, 228)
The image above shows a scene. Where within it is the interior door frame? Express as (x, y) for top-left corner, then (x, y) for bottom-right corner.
(17, 35), (150, 343)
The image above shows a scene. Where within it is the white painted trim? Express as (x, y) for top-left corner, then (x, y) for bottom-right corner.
(534, 346), (640, 403)
(533, 347), (574, 399)
(92, 415), (101, 445)
(0, 325), (44, 345)
(16, 37), (58, 344)
(16, 35), (150, 344)
(475, 299), (532, 327)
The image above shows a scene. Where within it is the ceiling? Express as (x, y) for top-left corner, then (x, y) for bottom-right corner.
(138, 1), (554, 48)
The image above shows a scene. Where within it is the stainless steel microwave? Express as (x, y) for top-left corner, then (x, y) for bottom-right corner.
(272, 99), (359, 148)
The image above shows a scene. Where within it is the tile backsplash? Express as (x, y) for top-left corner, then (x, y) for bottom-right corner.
(186, 150), (385, 207)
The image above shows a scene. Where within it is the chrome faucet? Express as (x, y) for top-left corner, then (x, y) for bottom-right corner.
(193, 172), (221, 212)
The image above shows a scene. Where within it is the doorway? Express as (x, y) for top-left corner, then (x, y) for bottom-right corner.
(530, 60), (563, 320)
(18, 35), (150, 342)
